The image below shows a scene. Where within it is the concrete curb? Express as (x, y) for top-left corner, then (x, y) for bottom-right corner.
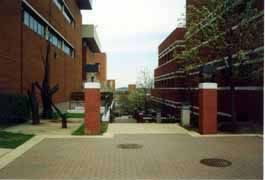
(176, 124), (263, 138)
(0, 135), (45, 171)
(45, 134), (114, 139)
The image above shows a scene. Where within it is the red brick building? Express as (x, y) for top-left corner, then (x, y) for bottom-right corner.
(0, 0), (92, 103)
(152, 0), (264, 126)
(82, 24), (107, 82)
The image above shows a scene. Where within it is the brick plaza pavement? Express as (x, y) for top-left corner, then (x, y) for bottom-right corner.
(0, 134), (262, 179)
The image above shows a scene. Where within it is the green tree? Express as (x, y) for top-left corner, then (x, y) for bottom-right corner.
(137, 68), (154, 113)
(180, 0), (263, 127)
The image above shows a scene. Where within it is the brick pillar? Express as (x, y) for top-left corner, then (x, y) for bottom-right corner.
(198, 83), (217, 134)
(84, 82), (101, 135)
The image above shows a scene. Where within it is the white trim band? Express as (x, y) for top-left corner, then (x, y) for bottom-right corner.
(199, 83), (218, 89)
(84, 82), (100, 89)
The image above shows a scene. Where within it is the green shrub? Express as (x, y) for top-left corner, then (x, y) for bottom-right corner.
(0, 93), (30, 125)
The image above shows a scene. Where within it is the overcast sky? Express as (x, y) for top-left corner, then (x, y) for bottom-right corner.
(82, 0), (186, 88)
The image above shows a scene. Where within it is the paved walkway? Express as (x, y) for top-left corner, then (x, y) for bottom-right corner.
(3, 118), (82, 135)
(107, 123), (189, 135)
(0, 118), (263, 179)
(0, 134), (262, 179)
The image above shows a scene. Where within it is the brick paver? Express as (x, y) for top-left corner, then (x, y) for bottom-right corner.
(0, 134), (262, 179)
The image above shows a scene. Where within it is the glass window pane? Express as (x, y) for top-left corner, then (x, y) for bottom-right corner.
(63, 9), (72, 24)
(52, 35), (58, 46)
(53, 0), (62, 10)
(71, 49), (75, 58)
(37, 22), (41, 36)
(64, 43), (70, 55)
(57, 39), (62, 49)
(49, 33), (53, 43)
(33, 18), (38, 32)
(24, 11), (29, 27)
(29, 15), (34, 30)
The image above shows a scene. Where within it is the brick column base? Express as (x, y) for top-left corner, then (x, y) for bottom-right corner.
(198, 83), (217, 134)
(84, 82), (101, 135)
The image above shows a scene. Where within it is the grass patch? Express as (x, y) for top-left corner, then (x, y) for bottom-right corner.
(71, 124), (85, 135)
(0, 131), (34, 149)
(72, 122), (108, 136)
(66, 113), (84, 118)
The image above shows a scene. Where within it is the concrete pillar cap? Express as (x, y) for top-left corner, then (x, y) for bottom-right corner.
(199, 83), (217, 89)
(84, 82), (100, 89)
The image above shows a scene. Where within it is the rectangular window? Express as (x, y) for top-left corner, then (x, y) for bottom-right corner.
(33, 18), (38, 33)
(24, 11), (29, 27)
(57, 38), (62, 49)
(37, 23), (44, 37)
(48, 32), (53, 43)
(22, 6), (75, 59)
(63, 43), (70, 55)
(63, 9), (72, 24)
(29, 15), (34, 30)
(63, 42), (74, 58)
(52, 35), (58, 47)
(53, 0), (63, 10)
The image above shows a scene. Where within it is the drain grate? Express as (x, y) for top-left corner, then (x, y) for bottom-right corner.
(117, 144), (143, 149)
(200, 158), (232, 167)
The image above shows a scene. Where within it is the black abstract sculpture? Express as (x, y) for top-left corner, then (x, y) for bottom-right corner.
(35, 43), (59, 119)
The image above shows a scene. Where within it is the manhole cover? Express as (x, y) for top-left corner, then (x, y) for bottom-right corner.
(200, 158), (232, 167)
(117, 144), (143, 149)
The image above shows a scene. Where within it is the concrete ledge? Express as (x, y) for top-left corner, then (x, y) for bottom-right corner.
(0, 136), (45, 171)
(84, 82), (100, 89)
(175, 124), (263, 138)
(199, 83), (217, 89)
(190, 133), (263, 138)
(44, 134), (114, 139)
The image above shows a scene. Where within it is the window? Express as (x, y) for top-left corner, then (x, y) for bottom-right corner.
(29, 15), (34, 30)
(24, 11), (29, 26)
(53, 0), (63, 10)
(57, 39), (62, 49)
(63, 43), (70, 55)
(33, 18), (38, 33)
(63, 8), (73, 24)
(37, 23), (44, 37)
(52, 35), (58, 47)
(53, 0), (74, 25)
(22, 6), (75, 59)
(63, 42), (74, 57)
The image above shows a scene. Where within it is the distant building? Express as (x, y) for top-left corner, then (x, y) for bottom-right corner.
(106, 80), (116, 93)
(128, 84), (136, 93)
(0, 0), (93, 103)
(82, 24), (106, 83)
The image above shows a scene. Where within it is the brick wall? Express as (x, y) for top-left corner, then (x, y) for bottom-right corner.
(0, 0), (22, 94)
(0, 0), (83, 104)
(83, 47), (107, 83)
